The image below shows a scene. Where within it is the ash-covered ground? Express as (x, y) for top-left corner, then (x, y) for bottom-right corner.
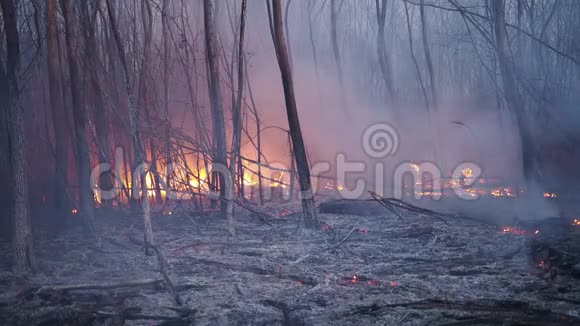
(1, 201), (579, 325)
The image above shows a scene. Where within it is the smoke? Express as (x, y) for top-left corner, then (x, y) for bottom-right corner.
(169, 0), (567, 223)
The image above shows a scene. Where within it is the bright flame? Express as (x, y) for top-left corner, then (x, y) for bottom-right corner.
(543, 192), (557, 198)
(462, 168), (473, 178)
(189, 168), (208, 189)
(71, 208), (78, 214)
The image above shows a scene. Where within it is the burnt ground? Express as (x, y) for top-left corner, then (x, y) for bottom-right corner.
(1, 201), (580, 325)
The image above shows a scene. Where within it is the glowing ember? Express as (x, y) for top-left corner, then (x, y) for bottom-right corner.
(71, 208), (78, 214)
(537, 260), (545, 268)
(351, 275), (358, 283)
(336, 184), (345, 191)
(501, 227), (527, 235)
(571, 219), (580, 227)
(534, 229), (540, 235)
(491, 187), (516, 198)
(543, 192), (557, 198)
(367, 280), (378, 287)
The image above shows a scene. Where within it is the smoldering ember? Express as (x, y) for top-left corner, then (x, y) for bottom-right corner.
(1, 0), (580, 325)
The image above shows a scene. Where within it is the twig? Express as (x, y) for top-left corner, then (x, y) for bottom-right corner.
(369, 192), (406, 223)
(326, 228), (359, 250)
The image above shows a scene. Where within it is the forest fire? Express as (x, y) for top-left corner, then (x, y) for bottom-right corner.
(3, 0), (580, 324)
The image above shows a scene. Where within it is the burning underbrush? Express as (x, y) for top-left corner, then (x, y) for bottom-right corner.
(1, 201), (579, 325)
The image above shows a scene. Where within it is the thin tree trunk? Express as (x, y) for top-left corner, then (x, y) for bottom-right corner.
(1, 0), (35, 272)
(203, 0), (229, 221)
(307, 0), (319, 82)
(420, 0), (437, 108)
(244, 59), (264, 205)
(83, 1), (113, 207)
(226, 0), (248, 236)
(376, 0), (396, 102)
(403, 1), (429, 109)
(161, 0), (172, 200)
(105, 0), (154, 253)
(330, 0), (346, 103)
(61, 0), (96, 238)
(492, 0), (536, 182)
(284, 0), (293, 70)
(137, 0), (162, 203)
(46, 0), (68, 218)
(269, 0), (319, 229)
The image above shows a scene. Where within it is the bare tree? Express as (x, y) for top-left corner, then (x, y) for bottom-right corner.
(376, 0), (396, 102)
(268, 0), (319, 229)
(61, 0), (96, 237)
(203, 0), (231, 234)
(226, 0), (248, 236)
(1, 0), (35, 272)
(419, 0), (437, 108)
(105, 0), (154, 253)
(491, 0), (536, 182)
(46, 0), (68, 218)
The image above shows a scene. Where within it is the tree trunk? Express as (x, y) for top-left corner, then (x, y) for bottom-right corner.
(491, 0), (536, 182)
(307, 0), (319, 81)
(1, 0), (35, 272)
(161, 0), (172, 200)
(269, 0), (319, 229)
(46, 0), (69, 218)
(403, 1), (429, 109)
(105, 0), (154, 253)
(226, 0), (248, 236)
(82, 0), (113, 205)
(203, 0), (229, 225)
(376, 0), (396, 102)
(330, 0), (345, 98)
(61, 0), (96, 238)
(284, 0), (293, 70)
(420, 0), (437, 108)
(137, 0), (162, 203)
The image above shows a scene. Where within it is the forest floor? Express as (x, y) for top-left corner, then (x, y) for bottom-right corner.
(1, 199), (580, 325)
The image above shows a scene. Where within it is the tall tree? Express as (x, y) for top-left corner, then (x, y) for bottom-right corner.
(269, 0), (320, 229)
(105, 0), (154, 252)
(46, 0), (68, 218)
(226, 0), (248, 236)
(61, 0), (96, 237)
(161, 0), (172, 195)
(203, 0), (230, 232)
(419, 0), (437, 108)
(82, 0), (113, 204)
(375, 0), (396, 102)
(1, 0), (35, 272)
(491, 0), (536, 182)
(330, 0), (346, 98)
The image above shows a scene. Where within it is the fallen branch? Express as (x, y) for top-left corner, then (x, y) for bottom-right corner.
(33, 279), (162, 295)
(371, 192), (447, 223)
